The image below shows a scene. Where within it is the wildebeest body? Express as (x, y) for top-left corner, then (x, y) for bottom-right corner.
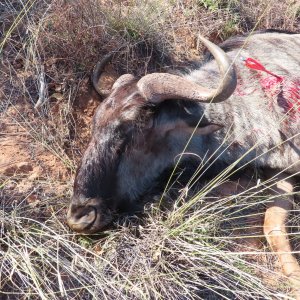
(67, 31), (300, 233)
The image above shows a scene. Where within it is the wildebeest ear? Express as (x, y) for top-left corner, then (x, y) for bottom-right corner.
(150, 121), (223, 140)
(194, 124), (223, 135)
(174, 123), (223, 136)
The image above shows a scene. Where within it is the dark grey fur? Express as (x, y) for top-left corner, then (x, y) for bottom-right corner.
(69, 31), (300, 232)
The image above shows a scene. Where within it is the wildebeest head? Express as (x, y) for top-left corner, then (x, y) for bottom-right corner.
(67, 37), (237, 233)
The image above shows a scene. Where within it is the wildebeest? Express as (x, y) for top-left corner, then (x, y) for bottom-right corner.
(67, 30), (300, 294)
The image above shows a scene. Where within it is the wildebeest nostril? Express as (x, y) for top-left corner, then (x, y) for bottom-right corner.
(67, 206), (97, 232)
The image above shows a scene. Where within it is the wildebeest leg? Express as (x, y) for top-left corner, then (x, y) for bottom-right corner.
(263, 177), (300, 298)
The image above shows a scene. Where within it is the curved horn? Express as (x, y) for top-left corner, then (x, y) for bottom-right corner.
(137, 36), (237, 103)
(111, 74), (136, 90)
(91, 52), (114, 97)
(92, 45), (127, 97)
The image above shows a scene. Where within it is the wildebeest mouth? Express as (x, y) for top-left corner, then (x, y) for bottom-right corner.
(67, 198), (113, 233)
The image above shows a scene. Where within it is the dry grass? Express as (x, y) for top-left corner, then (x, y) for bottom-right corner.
(0, 202), (285, 299)
(1, 0), (300, 299)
